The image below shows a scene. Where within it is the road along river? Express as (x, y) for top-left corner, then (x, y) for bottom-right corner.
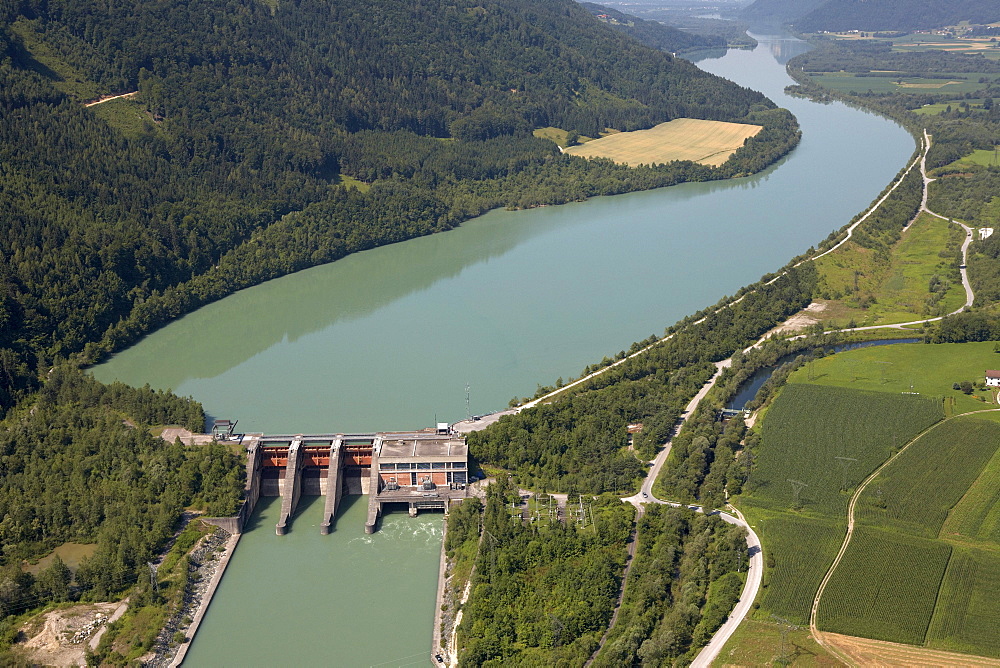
(93, 32), (915, 667)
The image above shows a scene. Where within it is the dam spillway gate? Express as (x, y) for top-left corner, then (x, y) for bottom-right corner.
(240, 428), (470, 535)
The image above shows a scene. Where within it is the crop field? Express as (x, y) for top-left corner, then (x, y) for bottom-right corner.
(927, 547), (1000, 657)
(813, 213), (966, 326)
(820, 631), (1000, 667)
(748, 384), (943, 516)
(563, 118), (761, 167)
(856, 418), (1000, 537)
(751, 512), (844, 625)
(818, 526), (951, 645)
(786, 340), (1000, 416)
(942, 427), (1000, 546)
(825, 32), (1000, 60)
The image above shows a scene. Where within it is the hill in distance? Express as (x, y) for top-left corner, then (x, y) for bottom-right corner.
(742, 0), (1000, 31)
(580, 2), (726, 53)
(794, 0), (1000, 32)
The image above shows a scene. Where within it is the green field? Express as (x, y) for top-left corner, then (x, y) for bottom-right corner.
(856, 418), (1000, 538)
(532, 126), (597, 148)
(927, 547), (1000, 657)
(814, 213), (966, 326)
(751, 512), (844, 625)
(748, 384), (943, 516)
(786, 341), (1000, 416)
(819, 527), (951, 645)
(807, 72), (986, 95)
(942, 441), (1000, 546)
(912, 99), (991, 116)
(938, 148), (1000, 172)
(717, 617), (837, 666)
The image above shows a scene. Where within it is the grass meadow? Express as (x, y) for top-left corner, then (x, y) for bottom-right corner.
(563, 118), (761, 167)
(938, 148), (1000, 171)
(717, 617), (837, 666)
(807, 72), (990, 95)
(786, 340), (1000, 416)
(813, 213), (966, 326)
(818, 527), (951, 645)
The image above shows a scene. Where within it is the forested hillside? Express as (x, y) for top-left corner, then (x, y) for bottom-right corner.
(794, 0), (1000, 32)
(741, 0), (999, 31)
(740, 0), (826, 26)
(0, 0), (799, 416)
(580, 3), (725, 53)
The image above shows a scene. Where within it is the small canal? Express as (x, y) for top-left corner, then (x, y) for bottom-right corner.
(727, 339), (923, 410)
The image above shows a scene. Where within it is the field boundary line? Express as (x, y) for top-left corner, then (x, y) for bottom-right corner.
(809, 409), (1000, 663)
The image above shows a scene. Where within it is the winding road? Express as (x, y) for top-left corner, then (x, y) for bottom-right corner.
(458, 126), (975, 666)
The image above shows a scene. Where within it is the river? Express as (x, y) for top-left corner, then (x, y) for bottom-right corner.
(93, 33), (914, 666)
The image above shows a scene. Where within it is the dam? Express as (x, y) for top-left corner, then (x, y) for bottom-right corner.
(219, 425), (470, 536)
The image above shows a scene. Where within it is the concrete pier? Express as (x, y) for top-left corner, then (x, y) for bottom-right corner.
(319, 438), (343, 535)
(365, 437), (382, 534)
(275, 437), (304, 535)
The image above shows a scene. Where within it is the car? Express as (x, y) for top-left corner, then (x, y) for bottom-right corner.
(642, 492), (648, 498)
(435, 654), (444, 663)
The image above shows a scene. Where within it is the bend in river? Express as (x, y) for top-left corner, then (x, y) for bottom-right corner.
(93, 32), (915, 666)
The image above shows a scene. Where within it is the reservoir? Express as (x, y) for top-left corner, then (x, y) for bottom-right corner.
(93, 33), (915, 666)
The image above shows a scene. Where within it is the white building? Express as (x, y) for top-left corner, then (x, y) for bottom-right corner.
(987, 370), (1000, 387)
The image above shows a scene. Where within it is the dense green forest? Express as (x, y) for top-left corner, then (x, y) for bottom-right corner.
(580, 3), (725, 54)
(592, 505), (748, 666)
(452, 478), (635, 665)
(0, 369), (242, 636)
(0, 0), (799, 417)
(447, 480), (748, 666)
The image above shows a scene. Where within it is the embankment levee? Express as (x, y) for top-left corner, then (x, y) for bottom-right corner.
(432, 518), (450, 665)
(168, 531), (241, 668)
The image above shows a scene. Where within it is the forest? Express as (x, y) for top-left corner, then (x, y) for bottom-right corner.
(448, 477), (748, 666)
(0, 0), (807, 649)
(579, 3), (726, 54)
(0, 368), (242, 640)
(0, 0), (801, 417)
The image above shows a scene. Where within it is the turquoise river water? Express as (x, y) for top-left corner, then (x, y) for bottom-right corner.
(93, 33), (915, 666)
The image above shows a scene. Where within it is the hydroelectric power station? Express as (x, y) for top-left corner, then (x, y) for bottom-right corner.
(213, 425), (470, 535)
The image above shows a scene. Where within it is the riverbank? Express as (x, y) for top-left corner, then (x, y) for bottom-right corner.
(165, 530), (240, 668)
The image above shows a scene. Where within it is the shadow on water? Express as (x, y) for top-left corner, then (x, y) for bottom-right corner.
(240, 496), (277, 533)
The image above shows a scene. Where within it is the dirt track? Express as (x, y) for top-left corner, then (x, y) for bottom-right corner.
(820, 631), (1000, 667)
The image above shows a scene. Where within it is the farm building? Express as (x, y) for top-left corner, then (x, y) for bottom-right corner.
(987, 370), (1000, 387)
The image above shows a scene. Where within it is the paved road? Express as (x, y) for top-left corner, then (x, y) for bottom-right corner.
(460, 127), (972, 665)
(591, 357), (764, 667)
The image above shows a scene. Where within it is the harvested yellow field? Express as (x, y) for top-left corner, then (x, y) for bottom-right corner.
(819, 631), (1000, 667)
(563, 117), (762, 167)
